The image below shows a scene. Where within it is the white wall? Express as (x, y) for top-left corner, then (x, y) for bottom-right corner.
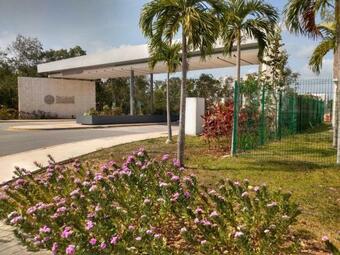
(18, 77), (95, 118)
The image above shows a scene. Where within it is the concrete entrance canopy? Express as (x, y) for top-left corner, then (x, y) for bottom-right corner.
(36, 39), (260, 116)
(37, 39), (260, 80)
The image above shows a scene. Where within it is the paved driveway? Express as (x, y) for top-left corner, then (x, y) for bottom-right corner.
(0, 121), (172, 156)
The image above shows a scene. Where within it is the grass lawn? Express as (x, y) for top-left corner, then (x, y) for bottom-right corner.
(79, 125), (340, 248)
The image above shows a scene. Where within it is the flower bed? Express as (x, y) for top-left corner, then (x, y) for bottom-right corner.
(0, 150), (301, 254)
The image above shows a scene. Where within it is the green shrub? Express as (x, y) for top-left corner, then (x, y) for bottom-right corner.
(83, 106), (123, 116)
(0, 150), (300, 254)
(0, 105), (18, 120)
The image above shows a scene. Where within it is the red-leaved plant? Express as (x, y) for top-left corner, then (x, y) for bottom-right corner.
(202, 102), (248, 153)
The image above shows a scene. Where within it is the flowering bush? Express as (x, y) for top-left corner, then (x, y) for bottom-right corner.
(0, 150), (300, 254)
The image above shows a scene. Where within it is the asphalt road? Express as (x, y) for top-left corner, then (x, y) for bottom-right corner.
(0, 121), (170, 157)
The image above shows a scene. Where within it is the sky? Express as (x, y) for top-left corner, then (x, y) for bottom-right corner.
(0, 0), (334, 80)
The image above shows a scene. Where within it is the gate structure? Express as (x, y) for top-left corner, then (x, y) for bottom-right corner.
(234, 78), (335, 163)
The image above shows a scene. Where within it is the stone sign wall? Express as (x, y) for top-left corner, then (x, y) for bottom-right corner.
(18, 77), (96, 118)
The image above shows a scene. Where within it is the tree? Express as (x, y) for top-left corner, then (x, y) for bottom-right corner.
(284, 0), (340, 162)
(187, 74), (224, 106)
(42, 46), (86, 62)
(140, 0), (221, 165)
(149, 41), (181, 143)
(219, 0), (278, 156)
(6, 34), (44, 76)
(0, 35), (87, 111)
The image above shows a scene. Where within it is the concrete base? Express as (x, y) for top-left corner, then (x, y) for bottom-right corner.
(185, 97), (205, 136)
(76, 115), (179, 125)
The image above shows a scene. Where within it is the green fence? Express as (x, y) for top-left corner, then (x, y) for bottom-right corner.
(233, 78), (333, 162)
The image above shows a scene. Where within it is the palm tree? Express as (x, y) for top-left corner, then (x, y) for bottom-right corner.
(219, 0), (278, 156)
(284, 0), (340, 162)
(149, 41), (181, 144)
(309, 22), (335, 74)
(309, 22), (338, 147)
(140, 0), (220, 166)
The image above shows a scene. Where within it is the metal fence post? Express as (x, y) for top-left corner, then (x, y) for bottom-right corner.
(260, 85), (265, 145)
(277, 90), (282, 140)
(231, 80), (239, 156)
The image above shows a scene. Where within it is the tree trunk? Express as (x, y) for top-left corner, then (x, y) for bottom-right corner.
(335, 0), (340, 163)
(166, 72), (173, 143)
(177, 31), (188, 166)
(231, 33), (241, 156)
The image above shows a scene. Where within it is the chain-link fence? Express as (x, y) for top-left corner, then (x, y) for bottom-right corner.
(232, 78), (335, 163)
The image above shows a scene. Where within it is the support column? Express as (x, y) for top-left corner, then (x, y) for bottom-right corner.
(130, 70), (135, 115)
(150, 73), (154, 114)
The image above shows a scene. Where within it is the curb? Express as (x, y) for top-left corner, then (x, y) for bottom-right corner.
(7, 122), (174, 131)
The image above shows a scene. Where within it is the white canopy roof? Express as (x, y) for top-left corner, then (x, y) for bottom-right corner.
(38, 40), (260, 80)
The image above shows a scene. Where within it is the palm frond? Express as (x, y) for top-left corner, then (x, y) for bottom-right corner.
(309, 34), (335, 74)
(283, 0), (332, 38)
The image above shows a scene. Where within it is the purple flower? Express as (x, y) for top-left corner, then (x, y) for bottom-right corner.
(110, 235), (119, 245)
(39, 225), (51, 233)
(10, 216), (22, 225)
(171, 192), (180, 202)
(94, 173), (104, 181)
(144, 198), (151, 205)
(184, 191), (190, 199)
(201, 219), (212, 226)
(322, 235), (329, 242)
(135, 236), (142, 241)
(61, 227), (73, 239)
(89, 185), (97, 192)
(85, 220), (94, 230)
(51, 242), (58, 255)
(70, 189), (80, 197)
(126, 155), (135, 164)
(65, 244), (76, 255)
(171, 175), (180, 182)
(89, 238), (97, 245)
(172, 159), (181, 168)
(128, 225), (135, 231)
(100, 242), (107, 249)
(234, 231), (244, 238)
(210, 211), (218, 217)
(146, 229), (153, 235)
(27, 206), (37, 215)
(154, 234), (161, 239)
(57, 206), (67, 213)
(241, 192), (249, 197)
(195, 207), (204, 214)
(201, 240), (207, 245)
(162, 154), (169, 161)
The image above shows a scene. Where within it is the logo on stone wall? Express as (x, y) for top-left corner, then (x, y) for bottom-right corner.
(44, 95), (75, 104)
(56, 96), (75, 104)
(44, 95), (55, 104)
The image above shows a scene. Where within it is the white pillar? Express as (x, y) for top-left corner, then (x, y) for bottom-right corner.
(185, 97), (205, 136)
